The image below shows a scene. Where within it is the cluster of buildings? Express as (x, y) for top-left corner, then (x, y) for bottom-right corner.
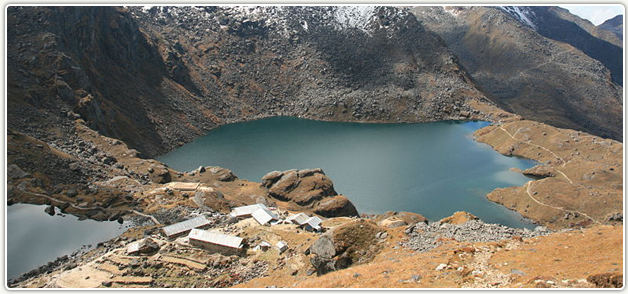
(144, 203), (324, 256)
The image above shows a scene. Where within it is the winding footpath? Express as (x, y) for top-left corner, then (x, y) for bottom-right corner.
(525, 181), (600, 225)
(132, 210), (161, 225)
(498, 126), (574, 185)
(497, 125), (600, 224)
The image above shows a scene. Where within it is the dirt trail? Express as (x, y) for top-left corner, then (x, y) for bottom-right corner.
(525, 181), (600, 224)
(498, 126), (574, 185)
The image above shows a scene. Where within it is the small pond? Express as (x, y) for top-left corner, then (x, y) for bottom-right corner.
(6, 204), (130, 280)
(158, 117), (537, 228)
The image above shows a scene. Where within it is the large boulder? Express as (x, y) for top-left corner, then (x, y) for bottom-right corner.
(308, 234), (337, 276)
(209, 167), (237, 182)
(307, 219), (383, 276)
(313, 195), (358, 218)
(261, 169), (357, 217)
(148, 164), (171, 184)
(522, 165), (555, 179)
(309, 234), (335, 258)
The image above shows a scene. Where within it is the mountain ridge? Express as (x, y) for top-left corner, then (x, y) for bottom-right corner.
(599, 14), (623, 40)
(411, 6), (623, 141)
(8, 6), (491, 159)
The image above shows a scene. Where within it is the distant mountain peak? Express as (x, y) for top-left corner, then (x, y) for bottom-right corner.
(598, 14), (623, 40)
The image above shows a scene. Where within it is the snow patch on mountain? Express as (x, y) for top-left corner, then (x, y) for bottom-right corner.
(499, 6), (537, 29)
(332, 6), (376, 33)
(443, 6), (463, 17)
(128, 6), (413, 38)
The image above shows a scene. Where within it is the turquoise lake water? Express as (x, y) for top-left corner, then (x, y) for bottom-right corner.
(158, 117), (537, 229)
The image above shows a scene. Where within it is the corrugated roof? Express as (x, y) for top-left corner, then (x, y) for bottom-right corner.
(258, 241), (271, 247)
(286, 213), (310, 225)
(276, 241), (288, 252)
(231, 203), (267, 217)
(306, 216), (323, 229)
(188, 229), (243, 249)
(126, 242), (140, 254)
(162, 216), (211, 237)
(251, 207), (278, 225)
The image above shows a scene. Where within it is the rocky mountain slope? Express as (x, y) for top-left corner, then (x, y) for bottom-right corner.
(410, 6), (623, 141)
(498, 6), (623, 86)
(599, 15), (623, 41)
(7, 6), (488, 159)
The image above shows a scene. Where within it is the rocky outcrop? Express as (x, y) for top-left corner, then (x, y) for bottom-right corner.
(375, 211), (428, 228)
(261, 169), (358, 217)
(439, 211), (478, 225)
(521, 165), (555, 179)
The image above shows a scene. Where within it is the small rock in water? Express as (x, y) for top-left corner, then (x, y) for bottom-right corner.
(44, 205), (56, 216)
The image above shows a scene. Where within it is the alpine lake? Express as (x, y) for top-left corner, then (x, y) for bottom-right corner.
(158, 116), (537, 228)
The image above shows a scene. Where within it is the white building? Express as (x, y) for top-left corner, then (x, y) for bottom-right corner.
(253, 241), (272, 252)
(230, 203), (268, 218)
(162, 216), (212, 238)
(188, 229), (245, 255)
(251, 206), (279, 225)
(286, 212), (323, 231)
(276, 241), (288, 253)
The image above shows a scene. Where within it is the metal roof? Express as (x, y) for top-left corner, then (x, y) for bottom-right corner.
(251, 207), (278, 225)
(188, 229), (244, 249)
(258, 241), (271, 247)
(230, 203), (267, 217)
(165, 182), (201, 191)
(305, 216), (323, 229)
(126, 242), (140, 254)
(286, 212), (310, 225)
(276, 241), (288, 252)
(162, 216), (211, 237)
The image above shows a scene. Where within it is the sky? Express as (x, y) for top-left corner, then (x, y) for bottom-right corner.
(559, 5), (624, 25)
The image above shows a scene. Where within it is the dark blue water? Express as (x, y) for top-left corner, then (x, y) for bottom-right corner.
(158, 117), (537, 228)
